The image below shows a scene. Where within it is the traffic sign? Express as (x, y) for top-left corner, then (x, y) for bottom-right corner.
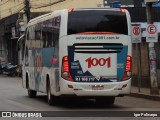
(133, 26), (140, 35)
(131, 24), (141, 43)
(147, 24), (157, 34)
(146, 24), (158, 42)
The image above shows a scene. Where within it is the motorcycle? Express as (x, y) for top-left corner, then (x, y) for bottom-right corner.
(0, 63), (18, 76)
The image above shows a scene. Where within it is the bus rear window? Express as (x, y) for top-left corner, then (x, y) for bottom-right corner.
(68, 10), (128, 35)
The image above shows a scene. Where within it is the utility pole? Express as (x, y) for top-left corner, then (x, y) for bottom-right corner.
(24, 0), (30, 23)
(146, 1), (159, 95)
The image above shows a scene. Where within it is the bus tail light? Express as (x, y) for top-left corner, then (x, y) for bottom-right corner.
(68, 8), (74, 13)
(61, 56), (74, 82)
(123, 55), (132, 81)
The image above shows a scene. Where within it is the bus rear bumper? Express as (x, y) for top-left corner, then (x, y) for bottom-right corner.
(59, 79), (131, 96)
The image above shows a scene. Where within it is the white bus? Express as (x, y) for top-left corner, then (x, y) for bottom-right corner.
(21, 8), (132, 105)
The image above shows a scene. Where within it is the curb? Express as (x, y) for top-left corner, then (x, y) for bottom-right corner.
(130, 92), (160, 101)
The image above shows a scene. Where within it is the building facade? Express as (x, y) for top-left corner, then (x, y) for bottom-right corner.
(0, 0), (104, 64)
(0, 0), (160, 87)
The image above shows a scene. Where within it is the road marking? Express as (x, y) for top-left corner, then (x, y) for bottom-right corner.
(6, 99), (40, 111)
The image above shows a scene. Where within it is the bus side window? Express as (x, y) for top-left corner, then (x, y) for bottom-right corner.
(42, 31), (46, 48)
(21, 35), (25, 61)
(25, 28), (29, 65)
(46, 20), (52, 47)
(47, 30), (52, 47)
(42, 22), (47, 48)
(31, 25), (36, 49)
(35, 24), (41, 40)
(53, 16), (60, 56)
(52, 16), (60, 47)
(35, 23), (41, 48)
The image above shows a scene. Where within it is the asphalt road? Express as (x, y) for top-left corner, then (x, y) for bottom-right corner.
(0, 75), (160, 119)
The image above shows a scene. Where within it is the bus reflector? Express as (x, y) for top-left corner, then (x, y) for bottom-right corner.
(123, 56), (132, 81)
(61, 56), (74, 82)
(68, 85), (73, 88)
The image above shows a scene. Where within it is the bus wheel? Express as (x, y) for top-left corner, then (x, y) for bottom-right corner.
(47, 81), (58, 106)
(28, 89), (37, 98)
(96, 97), (115, 105)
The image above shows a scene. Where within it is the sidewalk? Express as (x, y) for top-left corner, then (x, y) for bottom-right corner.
(130, 86), (160, 101)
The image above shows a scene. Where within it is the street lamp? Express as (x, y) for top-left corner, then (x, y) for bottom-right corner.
(103, 0), (108, 7)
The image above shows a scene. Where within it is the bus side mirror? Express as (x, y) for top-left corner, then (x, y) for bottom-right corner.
(16, 34), (25, 51)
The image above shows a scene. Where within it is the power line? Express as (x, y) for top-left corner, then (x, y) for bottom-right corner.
(0, 0), (65, 14)
(14, 6), (24, 14)
(0, 0), (66, 19)
(0, 2), (24, 14)
(0, 0), (9, 6)
(0, 5), (24, 16)
(31, 0), (66, 9)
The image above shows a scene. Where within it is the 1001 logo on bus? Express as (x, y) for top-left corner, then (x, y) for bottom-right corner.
(85, 57), (111, 68)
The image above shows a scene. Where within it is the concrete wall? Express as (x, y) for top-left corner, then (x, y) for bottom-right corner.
(132, 42), (149, 77)
(0, 0), (24, 19)
(0, 0), (104, 64)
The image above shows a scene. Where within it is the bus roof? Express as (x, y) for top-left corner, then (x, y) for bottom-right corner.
(27, 8), (128, 27)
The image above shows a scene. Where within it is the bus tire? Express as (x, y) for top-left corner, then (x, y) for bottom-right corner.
(26, 74), (37, 98)
(96, 97), (115, 105)
(28, 89), (37, 98)
(47, 80), (58, 106)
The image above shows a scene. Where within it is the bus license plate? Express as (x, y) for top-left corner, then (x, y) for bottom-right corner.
(92, 85), (104, 90)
